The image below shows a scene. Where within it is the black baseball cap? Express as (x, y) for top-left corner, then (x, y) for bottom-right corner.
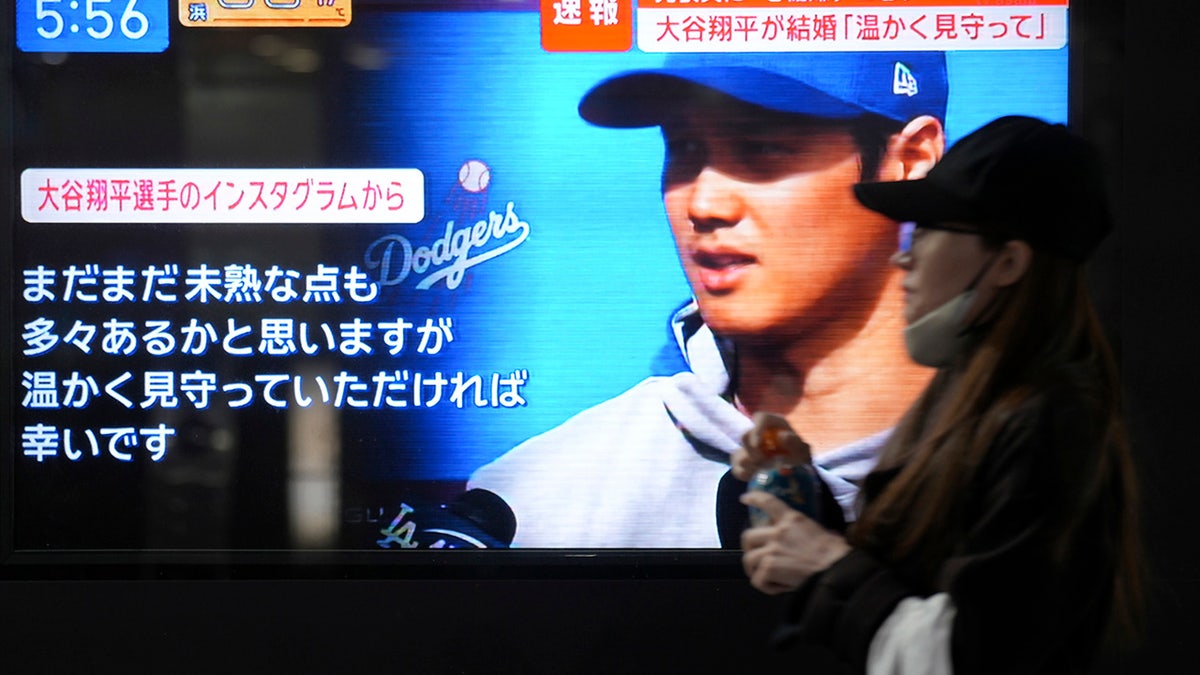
(853, 115), (1114, 261)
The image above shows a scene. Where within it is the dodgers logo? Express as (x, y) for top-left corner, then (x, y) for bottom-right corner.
(364, 201), (530, 291)
(893, 62), (919, 98)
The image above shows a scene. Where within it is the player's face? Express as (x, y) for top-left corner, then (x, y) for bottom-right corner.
(661, 103), (899, 343)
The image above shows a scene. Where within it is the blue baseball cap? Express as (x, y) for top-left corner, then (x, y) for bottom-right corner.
(579, 51), (947, 128)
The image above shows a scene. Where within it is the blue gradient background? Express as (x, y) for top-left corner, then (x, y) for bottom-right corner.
(337, 10), (1067, 481)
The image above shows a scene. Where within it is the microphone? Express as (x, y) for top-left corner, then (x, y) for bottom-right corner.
(374, 488), (517, 549)
(716, 469), (750, 549)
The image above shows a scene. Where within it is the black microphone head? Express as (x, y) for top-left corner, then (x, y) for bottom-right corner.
(716, 469), (749, 549)
(446, 488), (517, 547)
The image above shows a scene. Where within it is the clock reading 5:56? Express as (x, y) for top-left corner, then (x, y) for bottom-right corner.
(17, 0), (169, 53)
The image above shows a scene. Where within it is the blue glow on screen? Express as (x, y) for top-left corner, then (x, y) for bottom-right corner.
(342, 13), (681, 479)
(339, 11), (1067, 481)
(945, 49), (1068, 144)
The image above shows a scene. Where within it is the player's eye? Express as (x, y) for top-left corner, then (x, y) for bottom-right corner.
(738, 138), (794, 159)
(662, 135), (706, 184)
(665, 136), (703, 160)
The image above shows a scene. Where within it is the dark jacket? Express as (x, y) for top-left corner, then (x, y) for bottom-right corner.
(773, 375), (1117, 674)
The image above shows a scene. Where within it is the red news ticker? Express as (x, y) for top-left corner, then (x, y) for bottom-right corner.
(542, 0), (635, 52)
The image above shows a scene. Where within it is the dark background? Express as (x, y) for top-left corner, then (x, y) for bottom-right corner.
(3, 0), (1198, 672)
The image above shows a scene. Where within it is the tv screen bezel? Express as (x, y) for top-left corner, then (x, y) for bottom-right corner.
(0, 0), (1106, 582)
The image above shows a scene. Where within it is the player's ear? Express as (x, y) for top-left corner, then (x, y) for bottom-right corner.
(879, 115), (945, 181)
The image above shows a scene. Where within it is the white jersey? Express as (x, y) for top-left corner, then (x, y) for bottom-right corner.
(468, 302), (886, 548)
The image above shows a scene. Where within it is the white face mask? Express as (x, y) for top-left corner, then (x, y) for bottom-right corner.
(903, 288), (979, 368)
(902, 238), (1005, 368)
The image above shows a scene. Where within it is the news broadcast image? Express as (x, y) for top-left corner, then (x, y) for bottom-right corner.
(8, 0), (1069, 553)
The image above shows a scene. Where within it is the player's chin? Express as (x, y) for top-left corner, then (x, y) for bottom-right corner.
(694, 303), (779, 340)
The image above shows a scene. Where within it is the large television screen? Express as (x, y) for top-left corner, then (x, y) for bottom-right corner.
(2, 0), (1070, 570)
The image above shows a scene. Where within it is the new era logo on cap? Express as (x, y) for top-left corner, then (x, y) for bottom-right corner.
(893, 62), (918, 98)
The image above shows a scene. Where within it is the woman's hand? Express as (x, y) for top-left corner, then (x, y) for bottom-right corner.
(730, 412), (812, 482)
(740, 491), (852, 595)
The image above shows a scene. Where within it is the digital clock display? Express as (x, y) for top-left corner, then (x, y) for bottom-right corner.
(16, 0), (169, 53)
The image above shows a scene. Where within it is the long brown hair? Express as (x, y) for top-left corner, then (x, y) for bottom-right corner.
(848, 247), (1143, 641)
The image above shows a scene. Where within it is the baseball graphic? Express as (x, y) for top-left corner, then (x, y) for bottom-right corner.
(458, 159), (491, 193)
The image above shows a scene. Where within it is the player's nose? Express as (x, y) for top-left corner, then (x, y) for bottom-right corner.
(687, 167), (744, 232)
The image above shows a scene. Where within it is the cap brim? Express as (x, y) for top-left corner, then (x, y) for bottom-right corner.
(579, 67), (868, 128)
(853, 178), (980, 226)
